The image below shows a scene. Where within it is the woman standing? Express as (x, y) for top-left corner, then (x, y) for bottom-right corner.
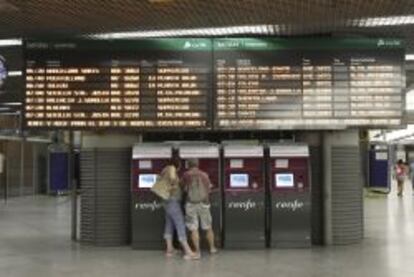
(160, 158), (197, 260)
(395, 159), (407, 197)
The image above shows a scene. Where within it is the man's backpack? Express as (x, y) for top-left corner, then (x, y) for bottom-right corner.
(187, 174), (208, 203)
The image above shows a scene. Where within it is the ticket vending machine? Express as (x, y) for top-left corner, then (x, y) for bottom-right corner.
(368, 144), (390, 190)
(48, 143), (70, 195)
(268, 144), (311, 248)
(223, 144), (266, 248)
(131, 143), (172, 249)
(178, 143), (222, 247)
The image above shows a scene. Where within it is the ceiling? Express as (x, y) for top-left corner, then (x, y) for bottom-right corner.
(0, 0), (413, 51)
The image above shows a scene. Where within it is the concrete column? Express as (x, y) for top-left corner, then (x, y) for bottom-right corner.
(82, 133), (141, 148)
(323, 129), (361, 245)
(20, 138), (24, 196)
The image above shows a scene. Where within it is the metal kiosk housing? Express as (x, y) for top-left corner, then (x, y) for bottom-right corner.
(368, 144), (390, 191)
(222, 144), (266, 249)
(178, 142), (222, 248)
(268, 144), (311, 248)
(47, 143), (70, 195)
(131, 143), (172, 249)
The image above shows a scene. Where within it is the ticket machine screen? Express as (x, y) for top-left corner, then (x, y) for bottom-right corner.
(275, 173), (294, 188)
(138, 174), (158, 188)
(230, 173), (249, 188)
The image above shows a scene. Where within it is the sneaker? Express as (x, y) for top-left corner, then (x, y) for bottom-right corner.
(210, 248), (218, 254)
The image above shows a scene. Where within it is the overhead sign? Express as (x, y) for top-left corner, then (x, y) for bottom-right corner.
(214, 38), (405, 130)
(23, 38), (405, 130)
(24, 39), (212, 129)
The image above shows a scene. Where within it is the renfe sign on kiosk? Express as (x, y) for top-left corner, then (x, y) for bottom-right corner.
(178, 143), (222, 247)
(131, 143), (172, 249)
(223, 144), (265, 248)
(268, 144), (311, 248)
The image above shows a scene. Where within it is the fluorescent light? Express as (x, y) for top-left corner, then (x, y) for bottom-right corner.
(384, 125), (414, 142)
(89, 25), (276, 39)
(0, 112), (19, 116)
(7, 70), (22, 76)
(406, 54), (414, 61)
(1, 102), (21, 106)
(348, 15), (414, 27)
(0, 38), (22, 47)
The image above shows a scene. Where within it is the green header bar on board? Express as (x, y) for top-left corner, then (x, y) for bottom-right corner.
(26, 37), (404, 52)
(213, 38), (404, 51)
(26, 38), (213, 51)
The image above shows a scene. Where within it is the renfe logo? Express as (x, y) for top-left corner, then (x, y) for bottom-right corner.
(377, 39), (401, 47)
(228, 199), (256, 211)
(135, 201), (162, 211)
(183, 40), (208, 49)
(275, 200), (304, 212)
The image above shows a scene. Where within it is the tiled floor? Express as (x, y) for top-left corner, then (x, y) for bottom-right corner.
(0, 184), (414, 277)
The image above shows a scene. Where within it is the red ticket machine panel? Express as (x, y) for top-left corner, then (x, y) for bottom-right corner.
(131, 144), (172, 249)
(268, 144), (311, 248)
(222, 144), (265, 249)
(178, 143), (221, 247)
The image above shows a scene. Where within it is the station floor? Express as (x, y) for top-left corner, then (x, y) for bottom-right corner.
(1, 184), (414, 277)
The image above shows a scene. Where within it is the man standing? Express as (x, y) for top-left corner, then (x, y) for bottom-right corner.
(181, 158), (217, 257)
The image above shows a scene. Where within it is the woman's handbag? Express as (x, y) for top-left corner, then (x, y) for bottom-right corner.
(151, 175), (170, 200)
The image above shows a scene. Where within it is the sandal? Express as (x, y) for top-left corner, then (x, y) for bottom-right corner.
(183, 253), (200, 260)
(165, 249), (178, 257)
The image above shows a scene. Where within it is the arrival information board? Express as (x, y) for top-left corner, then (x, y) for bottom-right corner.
(24, 39), (212, 129)
(214, 38), (405, 129)
(24, 38), (405, 130)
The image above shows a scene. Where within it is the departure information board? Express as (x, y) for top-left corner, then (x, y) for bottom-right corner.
(23, 38), (405, 130)
(214, 38), (405, 129)
(24, 39), (212, 129)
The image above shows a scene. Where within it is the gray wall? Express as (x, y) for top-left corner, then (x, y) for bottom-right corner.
(0, 139), (49, 198)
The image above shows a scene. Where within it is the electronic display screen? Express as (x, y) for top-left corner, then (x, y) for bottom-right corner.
(23, 38), (404, 130)
(24, 39), (212, 129)
(138, 174), (158, 188)
(275, 173), (294, 188)
(214, 38), (404, 130)
(230, 173), (249, 188)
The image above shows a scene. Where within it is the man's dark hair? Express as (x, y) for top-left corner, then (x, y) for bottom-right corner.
(397, 159), (404, 165)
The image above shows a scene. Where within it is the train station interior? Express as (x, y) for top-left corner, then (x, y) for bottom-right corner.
(0, 1), (414, 276)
